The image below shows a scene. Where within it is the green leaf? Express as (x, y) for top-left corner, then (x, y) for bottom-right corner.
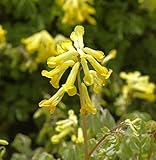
(11, 134), (32, 154)
(11, 153), (27, 160)
(32, 151), (54, 160)
(101, 109), (116, 129)
(61, 144), (83, 160)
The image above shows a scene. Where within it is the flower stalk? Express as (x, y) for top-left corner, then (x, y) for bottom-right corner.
(82, 114), (89, 160)
(78, 71), (89, 160)
(39, 25), (113, 159)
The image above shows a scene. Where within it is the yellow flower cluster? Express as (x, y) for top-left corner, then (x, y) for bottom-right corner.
(120, 71), (156, 102)
(22, 30), (59, 64)
(0, 25), (7, 47)
(39, 25), (112, 115)
(57, 0), (96, 25)
(51, 110), (84, 144)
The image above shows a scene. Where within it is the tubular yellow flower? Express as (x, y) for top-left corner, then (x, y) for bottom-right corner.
(55, 110), (78, 132)
(40, 25), (113, 115)
(44, 61), (75, 78)
(133, 81), (155, 94)
(39, 87), (65, 113)
(120, 71), (141, 82)
(22, 33), (41, 53)
(80, 83), (97, 115)
(51, 127), (74, 144)
(22, 30), (56, 64)
(70, 25), (84, 49)
(133, 92), (156, 102)
(82, 47), (104, 62)
(81, 57), (94, 86)
(89, 70), (112, 93)
(22, 30), (55, 54)
(54, 35), (71, 54)
(58, 39), (75, 52)
(102, 49), (117, 64)
(90, 70), (104, 93)
(0, 25), (7, 44)
(76, 127), (84, 143)
(63, 62), (80, 96)
(47, 50), (78, 68)
(71, 127), (84, 143)
(86, 54), (110, 77)
(51, 110), (78, 144)
(120, 71), (156, 102)
(42, 60), (75, 88)
(57, 0), (96, 25)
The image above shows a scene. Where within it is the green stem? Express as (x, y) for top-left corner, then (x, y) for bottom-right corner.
(77, 70), (89, 160)
(88, 132), (111, 157)
(147, 130), (156, 160)
(82, 114), (89, 160)
(89, 122), (125, 157)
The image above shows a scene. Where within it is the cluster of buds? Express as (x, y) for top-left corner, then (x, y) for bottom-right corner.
(120, 71), (156, 102)
(51, 110), (84, 144)
(22, 30), (67, 65)
(0, 25), (7, 48)
(39, 25), (112, 115)
(57, 0), (96, 25)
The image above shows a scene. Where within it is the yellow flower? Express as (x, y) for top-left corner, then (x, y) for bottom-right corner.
(42, 60), (75, 88)
(86, 54), (111, 77)
(120, 71), (141, 83)
(71, 127), (84, 143)
(80, 82), (97, 115)
(55, 110), (78, 132)
(70, 25), (84, 49)
(57, 0), (96, 25)
(81, 57), (94, 86)
(40, 25), (113, 114)
(47, 50), (78, 68)
(56, 39), (74, 54)
(120, 71), (156, 102)
(63, 62), (80, 96)
(133, 92), (155, 102)
(82, 47), (104, 62)
(51, 126), (74, 144)
(102, 49), (117, 64)
(22, 30), (56, 63)
(51, 110), (78, 144)
(0, 25), (7, 45)
(90, 70), (112, 93)
(39, 87), (65, 113)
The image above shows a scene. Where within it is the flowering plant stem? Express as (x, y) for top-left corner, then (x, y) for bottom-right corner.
(82, 114), (89, 160)
(77, 70), (89, 160)
(88, 122), (125, 157)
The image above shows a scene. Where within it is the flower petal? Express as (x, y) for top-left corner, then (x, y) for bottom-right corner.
(39, 87), (65, 113)
(80, 83), (97, 115)
(63, 62), (80, 96)
(47, 50), (78, 68)
(86, 54), (110, 77)
(81, 57), (94, 86)
(70, 25), (84, 49)
(83, 47), (104, 62)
